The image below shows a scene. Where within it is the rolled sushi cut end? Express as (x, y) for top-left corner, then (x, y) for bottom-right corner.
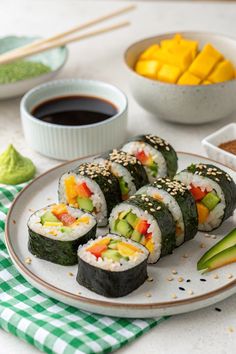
(77, 234), (149, 297)
(137, 178), (198, 246)
(28, 204), (97, 265)
(109, 194), (176, 263)
(121, 134), (178, 182)
(58, 163), (121, 227)
(175, 163), (236, 232)
(95, 150), (148, 201)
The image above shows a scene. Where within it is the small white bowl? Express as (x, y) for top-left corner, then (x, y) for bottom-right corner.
(202, 123), (236, 169)
(20, 79), (128, 160)
(0, 36), (68, 99)
(124, 31), (236, 125)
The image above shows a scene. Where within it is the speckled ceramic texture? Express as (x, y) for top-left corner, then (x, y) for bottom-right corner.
(5, 153), (236, 318)
(202, 123), (236, 169)
(20, 79), (128, 160)
(124, 32), (236, 125)
(0, 36), (68, 99)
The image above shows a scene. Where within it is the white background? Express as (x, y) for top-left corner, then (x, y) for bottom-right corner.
(0, 1), (236, 353)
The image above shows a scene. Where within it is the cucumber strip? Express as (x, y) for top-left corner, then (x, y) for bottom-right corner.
(201, 245), (236, 272)
(197, 228), (236, 270)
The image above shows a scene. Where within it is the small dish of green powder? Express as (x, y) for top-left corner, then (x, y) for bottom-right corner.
(0, 35), (68, 99)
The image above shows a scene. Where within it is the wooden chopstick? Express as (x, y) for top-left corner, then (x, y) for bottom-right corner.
(1, 4), (135, 57)
(0, 21), (130, 65)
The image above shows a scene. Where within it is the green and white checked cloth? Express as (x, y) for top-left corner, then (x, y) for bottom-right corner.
(0, 184), (166, 354)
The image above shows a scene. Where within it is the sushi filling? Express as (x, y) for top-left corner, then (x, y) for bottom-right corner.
(176, 172), (225, 231)
(109, 204), (161, 262)
(78, 235), (148, 271)
(122, 141), (167, 181)
(28, 204), (96, 240)
(138, 186), (185, 246)
(59, 173), (107, 225)
(110, 162), (136, 200)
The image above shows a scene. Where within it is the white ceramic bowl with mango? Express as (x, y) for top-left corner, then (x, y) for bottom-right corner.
(124, 31), (236, 124)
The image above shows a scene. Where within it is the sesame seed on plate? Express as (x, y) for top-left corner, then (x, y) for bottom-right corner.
(188, 289), (194, 295)
(227, 274), (233, 279)
(171, 293), (177, 299)
(145, 292), (152, 298)
(200, 243), (206, 248)
(147, 276), (154, 282)
(178, 277), (184, 282)
(213, 274), (219, 279)
(68, 272), (74, 277)
(228, 327), (234, 333)
(25, 257), (32, 265)
(167, 276), (174, 281)
(172, 269), (178, 275)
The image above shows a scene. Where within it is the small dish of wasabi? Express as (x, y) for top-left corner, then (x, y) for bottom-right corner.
(0, 36), (68, 99)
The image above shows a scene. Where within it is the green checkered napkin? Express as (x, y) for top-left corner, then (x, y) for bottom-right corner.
(0, 184), (165, 354)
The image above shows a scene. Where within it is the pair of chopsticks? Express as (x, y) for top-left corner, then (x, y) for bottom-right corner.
(0, 4), (135, 66)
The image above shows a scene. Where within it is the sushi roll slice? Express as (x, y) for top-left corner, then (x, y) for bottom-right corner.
(58, 163), (121, 227)
(28, 204), (97, 265)
(77, 234), (149, 297)
(109, 194), (176, 263)
(95, 149), (148, 200)
(137, 178), (198, 246)
(175, 163), (236, 232)
(121, 134), (178, 182)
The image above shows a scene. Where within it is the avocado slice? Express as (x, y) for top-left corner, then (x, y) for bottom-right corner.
(110, 219), (119, 232)
(77, 196), (93, 212)
(119, 210), (130, 219)
(202, 192), (220, 211)
(102, 249), (121, 262)
(116, 219), (132, 237)
(60, 226), (72, 233)
(125, 212), (138, 228)
(198, 228), (236, 270)
(201, 245), (236, 272)
(108, 240), (119, 250)
(119, 177), (129, 196)
(41, 211), (59, 225)
(149, 162), (158, 177)
(131, 230), (142, 242)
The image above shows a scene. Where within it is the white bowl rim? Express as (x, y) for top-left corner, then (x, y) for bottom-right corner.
(124, 30), (236, 88)
(20, 78), (128, 130)
(0, 35), (69, 87)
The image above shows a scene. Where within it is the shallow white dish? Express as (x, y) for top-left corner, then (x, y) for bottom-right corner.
(0, 36), (68, 99)
(202, 123), (236, 170)
(124, 31), (236, 124)
(5, 152), (236, 318)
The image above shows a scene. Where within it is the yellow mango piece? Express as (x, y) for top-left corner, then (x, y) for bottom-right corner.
(160, 34), (182, 50)
(202, 80), (212, 85)
(44, 221), (63, 227)
(157, 64), (181, 84)
(51, 204), (67, 216)
(140, 44), (160, 60)
(202, 43), (223, 61)
(145, 239), (155, 253)
(65, 176), (78, 204)
(178, 71), (201, 85)
(135, 60), (161, 79)
(197, 203), (209, 224)
(208, 60), (235, 83)
(153, 47), (192, 72)
(72, 216), (90, 226)
(90, 238), (111, 248)
(180, 39), (198, 59)
(189, 51), (220, 80)
(117, 242), (140, 257)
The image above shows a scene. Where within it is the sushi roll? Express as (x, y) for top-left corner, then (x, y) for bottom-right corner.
(95, 149), (148, 200)
(58, 162), (121, 226)
(28, 204), (97, 265)
(137, 178), (198, 246)
(175, 163), (236, 232)
(109, 194), (176, 263)
(121, 134), (178, 182)
(77, 234), (149, 297)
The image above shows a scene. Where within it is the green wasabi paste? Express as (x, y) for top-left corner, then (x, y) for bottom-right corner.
(0, 60), (51, 84)
(0, 145), (36, 185)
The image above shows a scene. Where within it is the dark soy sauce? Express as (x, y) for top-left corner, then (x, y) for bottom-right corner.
(32, 96), (118, 126)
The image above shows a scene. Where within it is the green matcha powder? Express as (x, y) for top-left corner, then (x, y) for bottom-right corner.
(0, 60), (51, 84)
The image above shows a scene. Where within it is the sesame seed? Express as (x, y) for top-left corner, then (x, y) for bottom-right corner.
(188, 289), (194, 295)
(200, 243), (206, 248)
(179, 287), (185, 291)
(213, 273), (219, 279)
(182, 253), (189, 259)
(167, 276), (174, 281)
(147, 276), (154, 282)
(200, 278), (206, 282)
(178, 277), (184, 282)
(145, 292), (152, 298)
(215, 307), (222, 312)
(25, 257), (32, 265)
(227, 274), (233, 279)
(68, 272), (74, 277)
(150, 208), (155, 212)
(13, 220), (16, 224)
(171, 293), (177, 299)
(228, 327), (234, 333)
(172, 269), (178, 275)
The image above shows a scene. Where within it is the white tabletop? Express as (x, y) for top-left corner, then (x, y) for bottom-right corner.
(1, 1), (236, 353)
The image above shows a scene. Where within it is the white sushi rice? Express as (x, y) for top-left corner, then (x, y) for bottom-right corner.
(175, 172), (225, 231)
(109, 203), (162, 263)
(95, 158), (136, 197)
(78, 234), (148, 272)
(59, 172), (107, 226)
(28, 205), (96, 241)
(122, 141), (167, 183)
(137, 186), (185, 246)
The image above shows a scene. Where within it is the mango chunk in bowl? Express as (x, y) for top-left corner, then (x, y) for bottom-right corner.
(124, 32), (236, 124)
(135, 34), (235, 85)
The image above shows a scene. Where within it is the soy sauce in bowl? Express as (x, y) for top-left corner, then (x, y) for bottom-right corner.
(32, 95), (118, 126)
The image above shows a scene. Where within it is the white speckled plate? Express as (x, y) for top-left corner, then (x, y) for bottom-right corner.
(0, 36), (68, 99)
(5, 153), (236, 318)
